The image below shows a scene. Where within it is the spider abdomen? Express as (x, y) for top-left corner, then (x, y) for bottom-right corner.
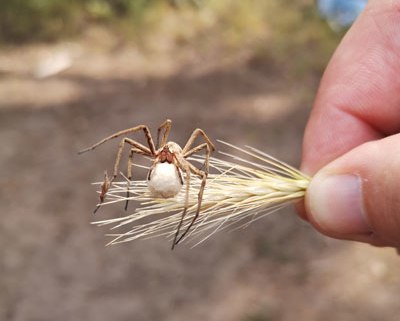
(147, 162), (183, 198)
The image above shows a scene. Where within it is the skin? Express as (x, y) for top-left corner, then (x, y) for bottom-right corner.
(297, 0), (400, 248)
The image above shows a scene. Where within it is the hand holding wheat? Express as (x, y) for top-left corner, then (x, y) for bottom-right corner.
(298, 0), (400, 249)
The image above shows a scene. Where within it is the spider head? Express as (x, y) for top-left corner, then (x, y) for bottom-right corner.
(159, 147), (174, 163)
(156, 142), (182, 164)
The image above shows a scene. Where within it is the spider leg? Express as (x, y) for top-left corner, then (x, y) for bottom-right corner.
(78, 124), (156, 156)
(182, 128), (215, 155)
(174, 144), (211, 246)
(125, 147), (148, 211)
(93, 171), (110, 214)
(175, 163), (184, 185)
(94, 137), (152, 213)
(156, 119), (172, 149)
(184, 143), (209, 173)
(184, 142), (208, 159)
(172, 165), (191, 250)
(112, 138), (152, 183)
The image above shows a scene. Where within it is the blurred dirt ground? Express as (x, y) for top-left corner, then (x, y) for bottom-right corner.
(1, 30), (400, 321)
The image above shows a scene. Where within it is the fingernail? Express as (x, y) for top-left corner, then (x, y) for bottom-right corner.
(307, 174), (371, 235)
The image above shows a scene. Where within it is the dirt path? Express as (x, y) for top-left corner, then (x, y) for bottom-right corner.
(1, 38), (399, 321)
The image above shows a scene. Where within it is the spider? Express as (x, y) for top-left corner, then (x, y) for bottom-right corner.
(78, 119), (215, 249)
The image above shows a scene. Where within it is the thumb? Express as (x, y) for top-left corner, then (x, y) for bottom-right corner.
(305, 134), (400, 247)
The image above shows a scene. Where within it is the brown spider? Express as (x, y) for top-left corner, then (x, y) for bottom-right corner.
(78, 119), (215, 249)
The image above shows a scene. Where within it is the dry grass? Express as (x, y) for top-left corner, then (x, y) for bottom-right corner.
(92, 141), (310, 247)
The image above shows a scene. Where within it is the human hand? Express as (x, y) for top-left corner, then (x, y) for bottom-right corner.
(298, 0), (400, 248)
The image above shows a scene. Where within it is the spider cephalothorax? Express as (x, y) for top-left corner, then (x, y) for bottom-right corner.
(79, 120), (215, 248)
(158, 145), (178, 163)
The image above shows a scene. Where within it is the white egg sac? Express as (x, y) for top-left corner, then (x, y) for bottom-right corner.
(147, 162), (183, 198)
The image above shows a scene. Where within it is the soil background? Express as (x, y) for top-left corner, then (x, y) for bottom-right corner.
(1, 26), (400, 321)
